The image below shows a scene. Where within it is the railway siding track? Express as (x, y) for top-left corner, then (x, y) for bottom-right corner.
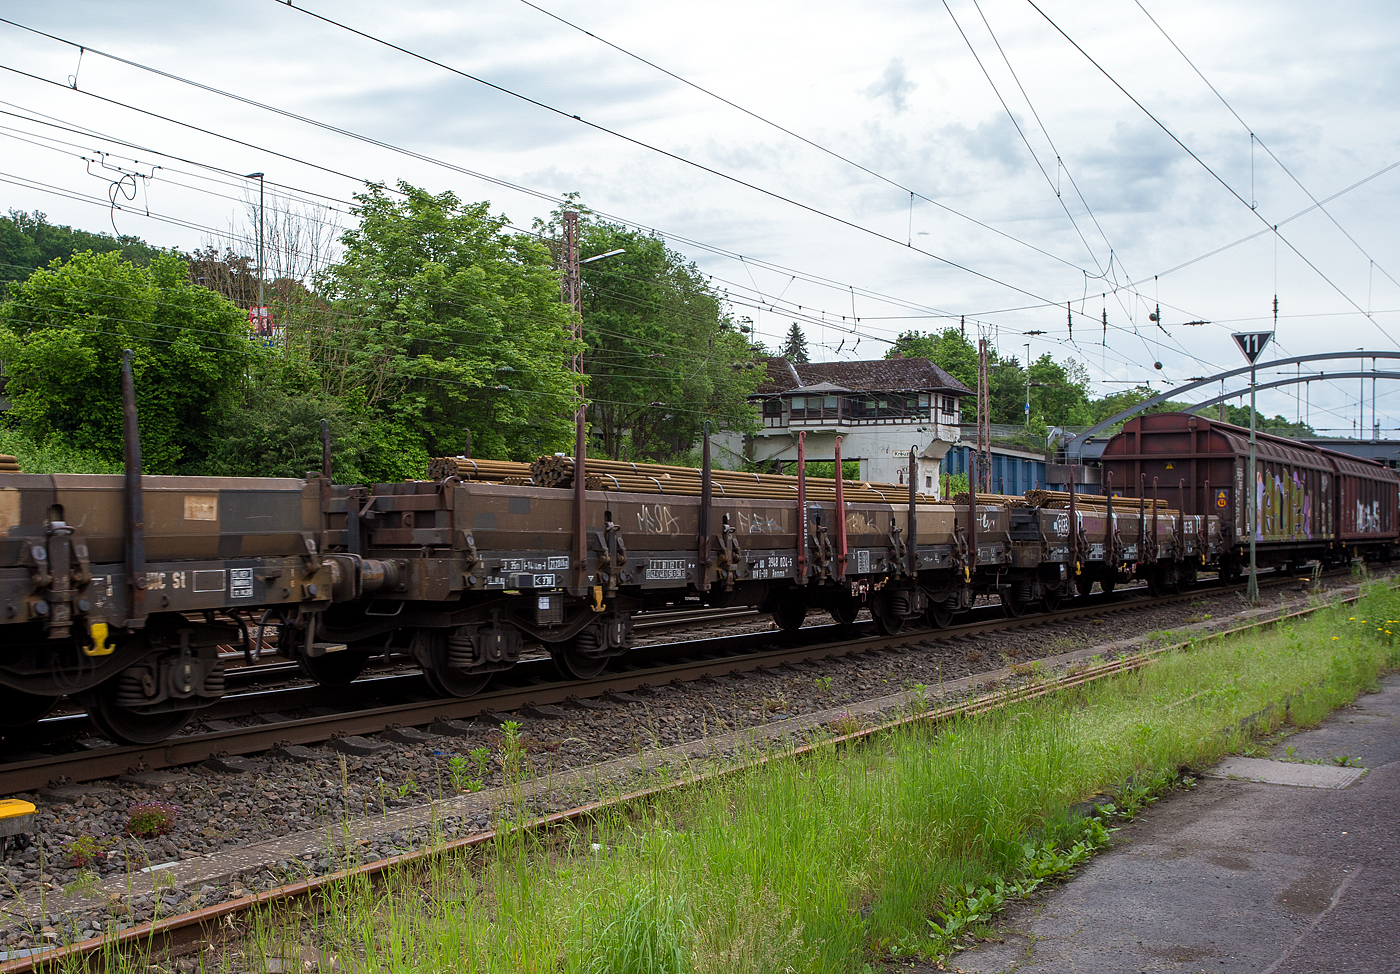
(0, 572), (1327, 794)
(1, 579), (1375, 973)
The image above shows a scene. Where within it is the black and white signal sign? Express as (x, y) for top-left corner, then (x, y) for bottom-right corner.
(1231, 332), (1273, 364)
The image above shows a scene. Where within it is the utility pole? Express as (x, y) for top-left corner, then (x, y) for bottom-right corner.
(562, 210), (586, 593)
(977, 338), (991, 493)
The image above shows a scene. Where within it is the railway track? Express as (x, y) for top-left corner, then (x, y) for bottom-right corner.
(0, 569), (1329, 794)
(2, 576), (1374, 974)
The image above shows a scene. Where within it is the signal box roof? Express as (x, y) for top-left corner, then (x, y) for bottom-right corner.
(753, 356), (971, 396)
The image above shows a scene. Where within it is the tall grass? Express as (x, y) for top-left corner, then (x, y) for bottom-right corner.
(119, 584), (1400, 973)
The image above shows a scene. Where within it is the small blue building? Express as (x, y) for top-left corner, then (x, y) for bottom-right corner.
(943, 443), (1048, 496)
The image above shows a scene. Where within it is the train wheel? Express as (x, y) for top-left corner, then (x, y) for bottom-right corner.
(925, 600), (954, 629)
(298, 650), (370, 688)
(0, 688), (59, 728)
(828, 600), (861, 626)
(550, 642), (609, 681)
(1042, 587), (1063, 613)
(872, 591), (912, 635)
(80, 683), (196, 746)
(872, 608), (905, 636)
(1000, 590), (1028, 618)
(413, 630), (492, 698)
(1179, 562), (1198, 590)
(423, 665), (492, 698)
(770, 598), (808, 632)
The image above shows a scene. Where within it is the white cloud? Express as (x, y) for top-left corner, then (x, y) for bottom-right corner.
(864, 57), (918, 114)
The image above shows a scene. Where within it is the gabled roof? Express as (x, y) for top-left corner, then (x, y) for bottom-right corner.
(753, 356), (971, 396)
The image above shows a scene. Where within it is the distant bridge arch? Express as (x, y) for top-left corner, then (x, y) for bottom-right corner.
(1184, 372), (1400, 414)
(1064, 351), (1400, 459)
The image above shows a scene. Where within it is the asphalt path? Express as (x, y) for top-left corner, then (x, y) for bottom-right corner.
(959, 671), (1400, 974)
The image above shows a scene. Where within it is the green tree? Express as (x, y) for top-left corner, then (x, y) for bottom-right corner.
(888, 327), (1028, 422)
(537, 206), (761, 460)
(0, 250), (248, 472)
(1221, 404), (1315, 438)
(888, 327), (977, 389)
(1, 210), (164, 285)
(1028, 354), (1092, 426)
(779, 322), (809, 363)
(316, 182), (580, 476)
(1085, 386), (1196, 431)
(987, 355), (1027, 425)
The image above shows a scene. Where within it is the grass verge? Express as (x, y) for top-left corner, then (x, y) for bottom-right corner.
(117, 583), (1400, 973)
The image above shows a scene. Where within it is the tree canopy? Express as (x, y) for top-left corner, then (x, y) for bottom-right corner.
(1, 210), (165, 285)
(888, 327), (1092, 427)
(535, 205), (761, 460)
(314, 182), (581, 474)
(0, 249), (248, 473)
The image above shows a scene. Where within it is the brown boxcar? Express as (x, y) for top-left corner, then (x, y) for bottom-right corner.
(1101, 413), (1397, 570)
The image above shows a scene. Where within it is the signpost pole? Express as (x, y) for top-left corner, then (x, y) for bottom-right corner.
(1248, 359), (1259, 603)
(1231, 331), (1271, 603)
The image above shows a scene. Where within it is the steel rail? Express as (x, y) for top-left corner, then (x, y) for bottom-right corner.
(4, 581), (1374, 973)
(0, 569), (1333, 794)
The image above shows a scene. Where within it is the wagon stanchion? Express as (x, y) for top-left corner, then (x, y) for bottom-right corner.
(698, 422), (712, 593)
(121, 348), (147, 629)
(1105, 471), (1116, 594)
(834, 436), (848, 579)
(1069, 475), (1079, 596)
(796, 431), (807, 586)
(907, 447), (918, 578)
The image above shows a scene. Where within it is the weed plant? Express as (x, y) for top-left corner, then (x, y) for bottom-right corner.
(99, 584), (1400, 973)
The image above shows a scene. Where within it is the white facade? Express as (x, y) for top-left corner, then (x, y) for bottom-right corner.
(714, 383), (966, 491)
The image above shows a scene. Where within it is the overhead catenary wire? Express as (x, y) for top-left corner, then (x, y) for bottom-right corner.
(0, 69), (1185, 375)
(0, 16), (1383, 414)
(1130, 0), (1400, 298)
(0, 9), (1192, 346)
(512, 0), (1101, 278)
(0, 32), (1243, 385)
(0, 85), (1033, 354)
(1023, 0), (1400, 349)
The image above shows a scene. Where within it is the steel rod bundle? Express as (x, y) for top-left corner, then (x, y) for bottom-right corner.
(0, 455), (19, 473)
(951, 493), (1027, 507)
(1024, 488), (1171, 511)
(428, 458), (536, 483)
(527, 455), (936, 503)
(580, 472), (934, 503)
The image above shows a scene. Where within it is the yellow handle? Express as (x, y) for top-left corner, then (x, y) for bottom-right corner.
(84, 621), (113, 657)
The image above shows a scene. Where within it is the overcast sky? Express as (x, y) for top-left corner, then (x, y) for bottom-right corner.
(1, 0), (1397, 435)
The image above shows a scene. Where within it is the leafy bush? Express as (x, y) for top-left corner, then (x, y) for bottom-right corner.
(0, 427), (121, 474)
(65, 834), (113, 868)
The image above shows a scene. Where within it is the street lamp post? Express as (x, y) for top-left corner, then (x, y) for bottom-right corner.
(1024, 343), (1032, 428)
(245, 173), (265, 312)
